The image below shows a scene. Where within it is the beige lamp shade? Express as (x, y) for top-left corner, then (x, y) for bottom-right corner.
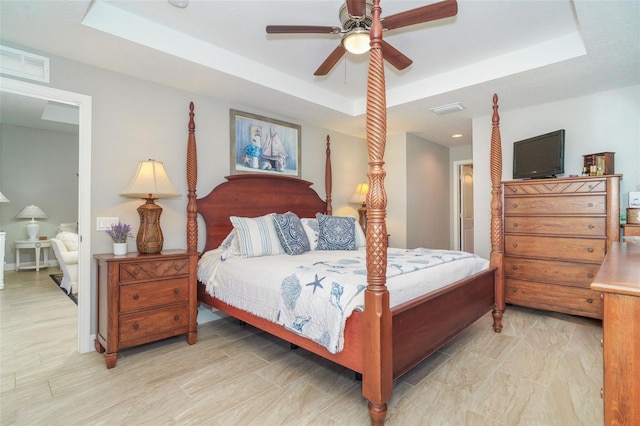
(349, 182), (369, 205)
(121, 159), (179, 255)
(0, 191), (9, 202)
(120, 159), (180, 199)
(15, 205), (47, 241)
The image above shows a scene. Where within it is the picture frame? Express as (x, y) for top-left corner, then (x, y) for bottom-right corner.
(230, 109), (301, 177)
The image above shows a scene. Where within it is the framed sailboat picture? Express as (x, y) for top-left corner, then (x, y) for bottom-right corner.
(230, 109), (301, 177)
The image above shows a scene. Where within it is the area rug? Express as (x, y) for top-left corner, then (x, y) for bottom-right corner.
(50, 273), (78, 305)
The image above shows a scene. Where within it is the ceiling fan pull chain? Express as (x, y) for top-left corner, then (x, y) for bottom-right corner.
(344, 56), (348, 84)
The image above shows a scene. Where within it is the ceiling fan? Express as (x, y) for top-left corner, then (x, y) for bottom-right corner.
(266, 0), (458, 76)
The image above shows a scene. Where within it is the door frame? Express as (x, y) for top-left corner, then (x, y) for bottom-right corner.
(1, 77), (93, 353)
(452, 159), (473, 251)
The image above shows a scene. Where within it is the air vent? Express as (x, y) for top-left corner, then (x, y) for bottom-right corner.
(430, 102), (464, 115)
(0, 45), (50, 83)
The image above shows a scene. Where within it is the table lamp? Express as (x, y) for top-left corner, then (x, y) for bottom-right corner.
(16, 205), (47, 240)
(121, 159), (180, 254)
(349, 182), (369, 231)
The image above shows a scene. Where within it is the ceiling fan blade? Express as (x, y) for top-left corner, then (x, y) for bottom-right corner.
(382, 0), (458, 31)
(266, 25), (341, 34)
(381, 40), (413, 71)
(346, 0), (366, 17)
(314, 45), (346, 76)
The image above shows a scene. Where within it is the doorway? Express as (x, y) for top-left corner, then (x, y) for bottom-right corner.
(1, 77), (93, 353)
(453, 160), (474, 252)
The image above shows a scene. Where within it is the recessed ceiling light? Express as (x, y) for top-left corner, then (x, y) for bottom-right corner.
(451, 134), (463, 138)
(168, 0), (188, 8)
(430, 102), (464, 115)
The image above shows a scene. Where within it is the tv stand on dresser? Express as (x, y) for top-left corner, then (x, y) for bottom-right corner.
(502, 175), (621, 319)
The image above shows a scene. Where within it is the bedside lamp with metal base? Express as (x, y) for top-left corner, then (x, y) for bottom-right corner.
(121, 160), (180, 254)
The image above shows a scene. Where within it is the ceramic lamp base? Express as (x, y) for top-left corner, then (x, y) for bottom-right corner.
(25, 221), (40, 241)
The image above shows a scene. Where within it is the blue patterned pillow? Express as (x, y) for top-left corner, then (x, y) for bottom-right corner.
(272, 212), (310, 255)
(316, 213), (357, 250)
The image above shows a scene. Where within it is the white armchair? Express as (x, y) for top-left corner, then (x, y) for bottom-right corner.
(50, 232), (78, 295)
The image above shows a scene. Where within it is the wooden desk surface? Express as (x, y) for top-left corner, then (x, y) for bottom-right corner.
(591, 242), (640, 297)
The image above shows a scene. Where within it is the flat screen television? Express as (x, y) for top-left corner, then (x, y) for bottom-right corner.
(513, 129), (565, 179)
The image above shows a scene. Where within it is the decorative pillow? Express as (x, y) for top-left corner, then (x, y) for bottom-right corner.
(301, 218), (320, 250)
(353, 217), (366, 248)
(230, 214), (284, 258)
(218, 229), (241, 258)
(316, 213), (357, 251)
(272, 212), (310, 255)
(56, 232), (79, 251)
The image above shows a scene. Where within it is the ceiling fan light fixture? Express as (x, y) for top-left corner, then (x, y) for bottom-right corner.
(342, 28), (370, 55)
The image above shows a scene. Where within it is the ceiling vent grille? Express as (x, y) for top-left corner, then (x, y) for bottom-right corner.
(430, 102), (464, 115)
(0, 45), (50, 83)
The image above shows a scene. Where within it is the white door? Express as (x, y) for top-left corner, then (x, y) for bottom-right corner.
(460, 164), (474, 252)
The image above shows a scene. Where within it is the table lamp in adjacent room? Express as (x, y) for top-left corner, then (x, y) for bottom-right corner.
(15, 204), (47, 241)
(349, 182), (369, 231)
(120, 159), (180, 254)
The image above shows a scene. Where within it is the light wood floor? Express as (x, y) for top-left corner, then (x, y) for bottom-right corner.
(1, 270), (604, 425)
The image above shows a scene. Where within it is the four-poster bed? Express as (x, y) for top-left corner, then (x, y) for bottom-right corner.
(185, 2), (505, 424)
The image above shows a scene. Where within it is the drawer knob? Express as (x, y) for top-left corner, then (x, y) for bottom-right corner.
(510, 187), (517, 193)
(512, 243), (518, 248)
(511, 287), (518, 293)
(174, 288), (180, 294)
(512, 203), (518, 208)
(588, 203), (594, 208)
(587, 248), (594, 253)
(512, 223), (519, 228)
(133, 294), (139, 300)
(174, 315), (180, 321)
(600, 388), (603, 399)
(133, 268), (140, 275)
(587, 273), (594, 279)
(587, 298), (593, 304)
(600, 293), (604, 300)
(133, 323), (139, 330)
(588, 224), (594, 229)
(174, 265), (181, 271)
(512, 265), (518, 270)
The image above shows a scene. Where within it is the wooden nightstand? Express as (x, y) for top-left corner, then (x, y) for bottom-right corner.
(94, 250), (198, 368)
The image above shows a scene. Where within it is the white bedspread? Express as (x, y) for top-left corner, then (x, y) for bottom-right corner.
(198, 248), (489, 353)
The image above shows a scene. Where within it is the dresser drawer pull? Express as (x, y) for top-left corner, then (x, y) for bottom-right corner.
(174, 288), (180, 294)
(600, 293), (604, 300)
(133, 268), (140, 276)
(133, 294), (140, 300)
(588, 224), (594, 229)
(511, 287), (518, 293)
(587, 273), (594, 279)
(174, 265), (181, 271)
(133, 323), (139, 330)
(511, 265), (518, 270)
(512, 222), (519, 228)
(600, 388), (603, 399)
(512, 203), (518, 208)
(174, 315), (180, 321)
(512, 243), (518, 248)
(510, 187), (517, 193)
(587, 248), (594, 253)
(587, 298), (593, 304)
(587, 203), (594, 208)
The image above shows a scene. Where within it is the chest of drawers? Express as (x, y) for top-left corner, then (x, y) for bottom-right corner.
(502, 175), (620, 319)
(94, 250), (198, 368)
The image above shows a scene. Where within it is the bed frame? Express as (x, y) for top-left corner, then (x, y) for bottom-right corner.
(185, 2), (505, 424)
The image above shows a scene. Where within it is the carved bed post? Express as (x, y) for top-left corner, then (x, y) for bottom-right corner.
(490, 94), (505, 331)
(362, 1), (392, 424)
(186, 102), (198, 253)
(325, 135), (333, 215)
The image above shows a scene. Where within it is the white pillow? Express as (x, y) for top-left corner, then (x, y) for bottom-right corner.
(218, 229), (241, 258)
(353, 218), (366, 248)
(301, 218), (319, 250)
(230, 214), (285, 258)
(56, 232), (79, 251)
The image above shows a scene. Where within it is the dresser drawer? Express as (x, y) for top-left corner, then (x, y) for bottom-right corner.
(504, 195), (606, 215)
(504, 179), (606, 196)
(505, 235), (605, 262)
(504, 257), (600, 287)
(119, 304), (189, 344)
(506, 279), (602, 319)
(119, 257), (190, 283)
(120, 278), (189, 312)
(504, 216), (606, 237)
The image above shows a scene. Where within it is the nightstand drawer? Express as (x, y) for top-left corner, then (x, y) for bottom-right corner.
(505, 235), (605, 262)
(119, 257), (190, 282)
(120, 278), (189, 312)
(504, 257), (600, 287)
(119, 304), (188, 344)
(504, 195), (605, 215)
(504, 216), (606, 237)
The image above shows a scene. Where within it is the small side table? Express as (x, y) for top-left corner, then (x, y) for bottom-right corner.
(15, 239), (51, 271)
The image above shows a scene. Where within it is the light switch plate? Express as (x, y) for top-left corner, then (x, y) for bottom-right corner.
(96, 217), (119, 231)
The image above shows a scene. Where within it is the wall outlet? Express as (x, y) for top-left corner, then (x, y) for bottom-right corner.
(96, 217), (119, 231)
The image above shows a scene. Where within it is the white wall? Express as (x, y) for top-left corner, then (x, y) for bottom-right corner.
(473, 85), (640, 259)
